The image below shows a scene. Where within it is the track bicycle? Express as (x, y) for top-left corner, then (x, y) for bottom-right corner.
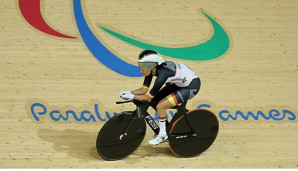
(96, 100), (219, 160)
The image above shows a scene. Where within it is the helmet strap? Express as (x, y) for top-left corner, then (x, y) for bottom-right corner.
(151, 67), (157, 76)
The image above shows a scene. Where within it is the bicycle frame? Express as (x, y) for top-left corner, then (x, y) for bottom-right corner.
(134, 101), (160, 135)
(117, 100), (196, 138)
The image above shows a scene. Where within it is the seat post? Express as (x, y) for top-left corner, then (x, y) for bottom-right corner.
(171, 101), (188, 115)
(166, 102), (188, 134)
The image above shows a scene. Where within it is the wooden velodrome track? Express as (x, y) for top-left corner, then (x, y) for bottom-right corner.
(1, 0), (298, 168)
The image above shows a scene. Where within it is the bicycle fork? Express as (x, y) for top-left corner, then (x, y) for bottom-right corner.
(119, 105), (160, 140)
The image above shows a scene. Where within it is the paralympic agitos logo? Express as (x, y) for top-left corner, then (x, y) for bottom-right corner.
(18, 0), (230, 77)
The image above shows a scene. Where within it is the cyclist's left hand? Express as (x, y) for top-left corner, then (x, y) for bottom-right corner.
(120, 92), (134, 101)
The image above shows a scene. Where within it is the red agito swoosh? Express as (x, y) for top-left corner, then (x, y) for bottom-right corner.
(18, 0), (76, 39)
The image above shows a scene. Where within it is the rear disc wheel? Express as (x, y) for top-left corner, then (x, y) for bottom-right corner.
(169, 109), (219, 157)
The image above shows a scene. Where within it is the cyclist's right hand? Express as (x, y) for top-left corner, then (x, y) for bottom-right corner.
(120, 91), (134, 101)
(120, 91), (131, 97)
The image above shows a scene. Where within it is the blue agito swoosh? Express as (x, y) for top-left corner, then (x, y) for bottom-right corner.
(99, 11), (230, 61)
(73, 0), (142, 77)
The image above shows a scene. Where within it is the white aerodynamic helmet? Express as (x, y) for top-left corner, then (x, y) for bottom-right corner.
(138, 50), (165, 70)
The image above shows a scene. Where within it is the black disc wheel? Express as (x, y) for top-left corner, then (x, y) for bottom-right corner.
(168, 109), (219, 157)
(96, 111), (146, 160)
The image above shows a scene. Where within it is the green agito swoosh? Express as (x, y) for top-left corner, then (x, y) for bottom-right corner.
(98, 11), (229, 61)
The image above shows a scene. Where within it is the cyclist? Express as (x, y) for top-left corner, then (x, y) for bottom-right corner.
(120, 50), (201, 145)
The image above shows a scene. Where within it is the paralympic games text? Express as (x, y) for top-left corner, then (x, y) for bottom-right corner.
(30, 102), (296, 122)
